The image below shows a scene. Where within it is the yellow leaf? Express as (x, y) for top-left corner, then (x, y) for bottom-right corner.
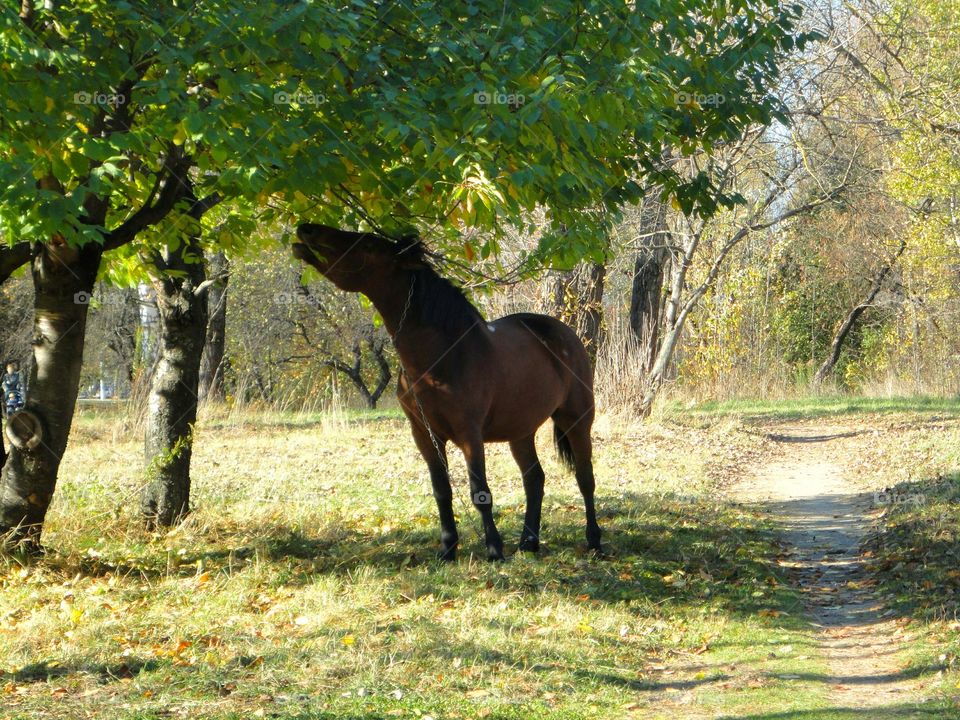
(70, 607), (85, 625)
(196, 572), (211, 586)
(342, 634), (355, 646)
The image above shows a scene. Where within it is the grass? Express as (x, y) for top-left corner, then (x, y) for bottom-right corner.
(673, 394), (960, 423)
(2, 402), (957, 718)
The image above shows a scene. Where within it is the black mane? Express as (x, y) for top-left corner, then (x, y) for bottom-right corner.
(395, 236), (484, 335)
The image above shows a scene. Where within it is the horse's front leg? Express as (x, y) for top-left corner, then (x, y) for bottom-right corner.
(411, 425), (458, 561)
(462, 437), (505, 561)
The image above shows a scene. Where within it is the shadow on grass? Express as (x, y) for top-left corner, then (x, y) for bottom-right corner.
(767, 430), (866, 443)
(18, 483), (957, 718)
(11, 658), (160, 684)
(865, 472), (960, 621)
(39, 476), (954, 632)
(36, 490), (802, 622)
(285, 491), (794, 620)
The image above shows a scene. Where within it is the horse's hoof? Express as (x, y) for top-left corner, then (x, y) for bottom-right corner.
(518, 537), (540, 553)
(437, 546), (458, 562)
(487, 545), (506, 562)
(589, 544), (611, 560)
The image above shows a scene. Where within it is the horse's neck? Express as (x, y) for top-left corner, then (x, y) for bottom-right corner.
(364, 272), (415, 338)
(366, 271), (477, 379)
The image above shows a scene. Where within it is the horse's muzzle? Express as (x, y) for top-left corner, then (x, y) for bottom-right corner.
(291, 242), (315, 262)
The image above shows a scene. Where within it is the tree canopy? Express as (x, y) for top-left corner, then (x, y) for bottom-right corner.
(1, 0), (814, 268)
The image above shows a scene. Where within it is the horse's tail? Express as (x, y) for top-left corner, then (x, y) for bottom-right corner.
(553, 423), (577, 473)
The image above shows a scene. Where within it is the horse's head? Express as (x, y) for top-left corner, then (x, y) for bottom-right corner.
(293, 223), (427, 292)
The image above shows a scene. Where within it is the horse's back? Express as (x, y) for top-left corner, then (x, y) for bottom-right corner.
(491, 313), (594, 389)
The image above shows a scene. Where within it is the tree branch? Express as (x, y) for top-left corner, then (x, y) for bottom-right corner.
(102, 153), (193, 251)
(0, 242), (32, 285)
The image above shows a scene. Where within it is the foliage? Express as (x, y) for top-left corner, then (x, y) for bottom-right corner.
(0, 0), (815, 269)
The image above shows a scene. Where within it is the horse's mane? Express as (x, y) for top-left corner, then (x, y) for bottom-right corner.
(394, 234), (485, 335)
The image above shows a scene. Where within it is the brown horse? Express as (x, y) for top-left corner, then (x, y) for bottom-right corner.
(293, 224), (601, 561)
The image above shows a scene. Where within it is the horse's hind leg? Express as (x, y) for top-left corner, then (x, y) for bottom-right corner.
(554, 416), (602, 551)
(509, 434), (545, 552)
(411, 425), (458, 561)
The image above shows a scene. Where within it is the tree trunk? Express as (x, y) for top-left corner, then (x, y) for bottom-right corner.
(0, 242), (33, 472)
(141, 212), (209, 529)
(368, 339), (392, 408)
(629, 195), (670, 373)
(637, 230), (699, 418)
(553, 261), (607, 360)
(812, 241), (906, 385)
(638, 317), (685, 417)
(199, 251), (228, 403)
(0, 240), (101, 550)
(813, 305), (867, 386)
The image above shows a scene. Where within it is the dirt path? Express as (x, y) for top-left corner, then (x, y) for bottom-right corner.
(735, 423), (919, 710)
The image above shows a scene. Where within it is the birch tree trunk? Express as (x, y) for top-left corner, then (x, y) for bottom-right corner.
(0, 240), (101, 550)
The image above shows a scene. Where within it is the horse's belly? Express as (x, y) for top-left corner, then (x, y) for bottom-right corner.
(481, 387), (559, 441)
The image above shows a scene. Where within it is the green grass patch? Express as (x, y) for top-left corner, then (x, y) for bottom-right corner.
(673, 394), (960, 423)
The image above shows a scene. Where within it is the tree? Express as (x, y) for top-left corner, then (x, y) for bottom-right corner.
(140, 191), (218, 528)
(637, 129), (854, 414)
(626, 194), (672, 373)
(553, 261), (608, 360)
(813, 238), (906, 385)
(0, 2), (316, 547)
(294, 281), (394, 409)
(0, 0), (812, 546)
(199, 251), (229, 403)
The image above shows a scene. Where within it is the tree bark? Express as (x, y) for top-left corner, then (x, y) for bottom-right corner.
(0, 239), (101, 550)
(812, 240), (907, 385)
(629, 195), (671, 373)
(199, 251), (228, 403)
(553, 261), (607, 361)
(141, 202), (210, 529)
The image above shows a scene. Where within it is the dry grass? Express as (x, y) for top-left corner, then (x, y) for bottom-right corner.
(0, 406), (843, 719)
